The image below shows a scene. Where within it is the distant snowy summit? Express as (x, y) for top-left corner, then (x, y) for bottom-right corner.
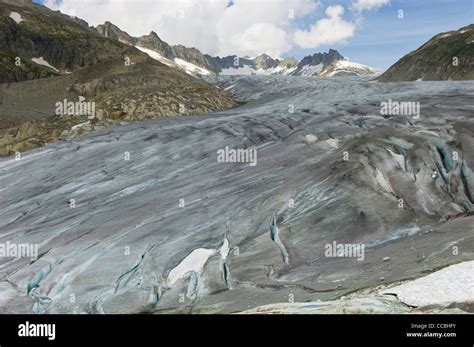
(96, 21), (378, 78)
(291, 49), (379, 77)
(214, 49), (379, 77)
(212, 54), (299, 76)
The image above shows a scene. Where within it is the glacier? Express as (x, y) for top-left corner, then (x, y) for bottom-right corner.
(0, 75), (473, 313)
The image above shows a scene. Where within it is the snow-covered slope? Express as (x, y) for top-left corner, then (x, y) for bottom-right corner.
(136, 46), (213, 76)
(292, 50), (378, 78)
(320, 60), (379, 77)
(174, 58), (212, 76)
(216, 54), (298, 76)
(217, 56), (377, 77)
(219, 63), (297, 76)
(297, 63), (324, 76)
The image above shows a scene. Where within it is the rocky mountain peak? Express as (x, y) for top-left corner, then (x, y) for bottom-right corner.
(93, 22), (374, 78)
(254, 53), (279, 70)
(96, 21), (134, 44)
(135, 31), (173, 59)
(298, 49), (344, 68)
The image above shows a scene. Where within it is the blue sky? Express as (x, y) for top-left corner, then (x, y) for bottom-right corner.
(294, 0), (474, 69)
(37, 0), (473, 70)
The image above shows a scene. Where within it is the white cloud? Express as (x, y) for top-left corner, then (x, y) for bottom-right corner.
(43, 1), (373, 57)
(351, 0), (390, 13)
(229, 23), (291, 58)
(44, 0), (318, 57)
(293, 5), (356, 49)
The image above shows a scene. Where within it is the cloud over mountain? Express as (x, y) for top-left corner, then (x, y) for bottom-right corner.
(44, 0), (388, 57)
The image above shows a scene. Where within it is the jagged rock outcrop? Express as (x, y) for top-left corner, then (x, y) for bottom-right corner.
(253, 54), (279, 70)
(291, 49), (344, 76)
(135, 31), (174, 59)
(376, 24), (474, 81)
(96, 21), (134, 45)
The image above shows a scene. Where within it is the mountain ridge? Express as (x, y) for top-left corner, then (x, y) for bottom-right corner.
(376, 24), (474, 81)
(95, 20), (378, 77)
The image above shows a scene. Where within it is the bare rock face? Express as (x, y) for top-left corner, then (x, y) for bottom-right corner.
(377, 24), (474, 82)
(0, 0), (135, 83)
(96, 21), (135, 45)
(135, 31), (174, 59)
(171, 45), (218, 73)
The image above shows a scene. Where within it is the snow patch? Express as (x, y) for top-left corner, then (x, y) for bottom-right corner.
(220, 238), (230, 260)
(299, 63), (323, 76)
(324, 60), (378, 77)
(9, 12), (24, 24)
(31, 57), (58, 72)
(381, 261), (474, 307)
(167, 248), (216, 286)
(135, 46), (175, 67)
(174, 58), (212, 76)
(136, 46), (212, 76)
(375, 168), (393, 193)
(220, 64), (296, 76)
(326, 138), (339, 148)
(387, 149), (406, 171)
(256, 65), (296, 75)
(305, 134), (318, 143)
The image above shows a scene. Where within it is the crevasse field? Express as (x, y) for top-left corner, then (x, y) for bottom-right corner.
(1, 76), (473, 313)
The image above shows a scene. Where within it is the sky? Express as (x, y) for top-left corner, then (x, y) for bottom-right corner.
(36, 0), (474, 70)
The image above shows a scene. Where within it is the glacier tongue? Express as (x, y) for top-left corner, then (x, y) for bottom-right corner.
(0, 75), (473, 313)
